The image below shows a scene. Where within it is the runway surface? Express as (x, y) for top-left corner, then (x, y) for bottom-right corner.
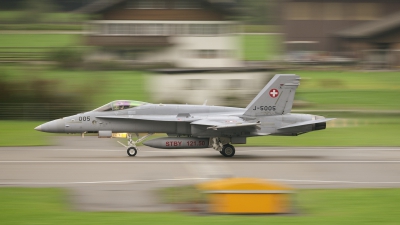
(1, 136), (400, 211)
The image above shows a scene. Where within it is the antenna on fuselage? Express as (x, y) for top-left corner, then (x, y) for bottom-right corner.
(203, 100), (208, 105)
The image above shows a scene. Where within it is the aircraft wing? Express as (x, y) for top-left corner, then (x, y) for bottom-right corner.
(96, 115), (199, 122)
(278, 118), (335, 130)
(191, 119), (261, 130)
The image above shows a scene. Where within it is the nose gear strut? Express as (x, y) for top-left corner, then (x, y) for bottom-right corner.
(117, 133), (154, 157)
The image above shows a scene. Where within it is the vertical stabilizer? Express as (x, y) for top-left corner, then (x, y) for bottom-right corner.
(244, 74), (300, 117)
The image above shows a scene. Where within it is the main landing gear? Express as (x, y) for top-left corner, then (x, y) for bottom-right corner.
(119, 133), (153, 157)
(220, 144), (235, 157)
(212, 137), (236, 157)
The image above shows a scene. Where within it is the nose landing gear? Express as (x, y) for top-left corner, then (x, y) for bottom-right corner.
(118, 133), (153, 157)
(127, 147), (137, 156)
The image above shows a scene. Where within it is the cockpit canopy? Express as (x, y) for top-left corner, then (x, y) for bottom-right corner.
(93, 100), (147, 112)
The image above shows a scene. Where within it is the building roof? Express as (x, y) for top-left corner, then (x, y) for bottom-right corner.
(75, 0), (237, 14)
(336, 11), (400, 38)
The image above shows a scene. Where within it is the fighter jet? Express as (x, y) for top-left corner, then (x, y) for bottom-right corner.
(35, 74), (334, 157)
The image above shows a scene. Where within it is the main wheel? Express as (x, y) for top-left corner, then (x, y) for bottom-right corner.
(221, 144), (235, 157)
(127, 147), (137, 157)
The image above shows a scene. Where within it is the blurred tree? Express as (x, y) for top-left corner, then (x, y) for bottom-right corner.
(231, 0), (279, 25)
(52, 0), (97, 11)
(0, 0), (24, 10)
(0, 68), (91, 120)
(48, 48), (84, 69)
(245, 0), (269, 24)
(1, 0), (94, 11)
(18, 0), (59, 23)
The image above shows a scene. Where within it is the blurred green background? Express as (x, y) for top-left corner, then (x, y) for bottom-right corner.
(1, 1), (400, 224)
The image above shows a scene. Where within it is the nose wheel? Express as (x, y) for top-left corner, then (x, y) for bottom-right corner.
(221, 144), (235, 157)
(127, 147), (137, 156)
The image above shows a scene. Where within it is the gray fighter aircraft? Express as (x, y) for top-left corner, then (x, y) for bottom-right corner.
(35, 74), (334, 157)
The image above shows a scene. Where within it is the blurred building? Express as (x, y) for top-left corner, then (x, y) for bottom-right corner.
(149, 68), (271, 106)
(77, 0), (241, 68)
(77, 0), (272, 105)
(283, 0), (400, 68)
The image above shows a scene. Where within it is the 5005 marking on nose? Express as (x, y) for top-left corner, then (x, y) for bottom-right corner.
(79, 116), (90, 122)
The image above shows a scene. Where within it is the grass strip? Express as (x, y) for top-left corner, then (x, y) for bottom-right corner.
(0, 24), (82, 31)
(0, 121), (52, 146)
(0, 34), (81, 48)
(242, 34), (282, 60)
(0, 187), (399, 224)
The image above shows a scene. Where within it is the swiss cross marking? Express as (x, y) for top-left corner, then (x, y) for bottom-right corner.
(269, 89), (279, 98)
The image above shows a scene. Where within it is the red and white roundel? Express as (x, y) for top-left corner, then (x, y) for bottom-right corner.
(269, 89), (279, 98)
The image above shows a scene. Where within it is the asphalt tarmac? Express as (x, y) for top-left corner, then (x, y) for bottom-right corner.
(1, 136), (400, 211)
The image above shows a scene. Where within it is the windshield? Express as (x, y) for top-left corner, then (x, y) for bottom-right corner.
(93, 100), (147, 112)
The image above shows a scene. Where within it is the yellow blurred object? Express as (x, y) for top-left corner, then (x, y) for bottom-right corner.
(197, 177), (293, 214)
(112, 133), (127, 138)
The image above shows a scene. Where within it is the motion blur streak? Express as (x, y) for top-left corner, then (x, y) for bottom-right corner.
(1, 0), (400, 222)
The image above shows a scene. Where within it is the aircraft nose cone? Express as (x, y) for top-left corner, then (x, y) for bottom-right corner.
(34, 119), (65, 133)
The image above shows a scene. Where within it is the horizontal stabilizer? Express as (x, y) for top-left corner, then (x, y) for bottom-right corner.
(278, 118), (336, 130)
